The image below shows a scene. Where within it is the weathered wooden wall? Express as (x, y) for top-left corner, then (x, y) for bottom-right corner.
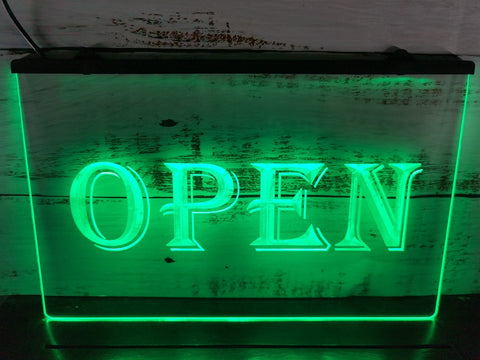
(0, 1), (479, 297)
(1, 1), (480, 53)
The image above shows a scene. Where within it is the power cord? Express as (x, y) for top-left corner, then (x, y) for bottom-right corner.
(2, 0), (45, 57)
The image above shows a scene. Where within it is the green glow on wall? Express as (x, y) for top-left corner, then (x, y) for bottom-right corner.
(16, 73), (471, 322)
(305, 76), (437, 90)
(70, 162), (150, 251)
(369, 76), (435, 86)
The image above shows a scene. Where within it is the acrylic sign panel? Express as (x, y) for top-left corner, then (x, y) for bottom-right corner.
(17, 74), (469, 320)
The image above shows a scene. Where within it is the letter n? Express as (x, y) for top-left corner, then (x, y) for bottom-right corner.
(335, 163), (422, 251)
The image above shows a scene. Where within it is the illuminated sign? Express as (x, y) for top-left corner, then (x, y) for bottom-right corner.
(70, 162), (422, 253)
(14, 72), (470, 321)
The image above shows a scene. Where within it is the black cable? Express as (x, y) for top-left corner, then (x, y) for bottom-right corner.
(1, 0), (45, 57)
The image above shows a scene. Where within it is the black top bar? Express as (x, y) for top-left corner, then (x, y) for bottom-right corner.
(11, 49), (475, 75)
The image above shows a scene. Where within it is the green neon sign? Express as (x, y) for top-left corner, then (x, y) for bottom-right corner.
(70, 162), (423, 253)
(15, 73), (470, 322)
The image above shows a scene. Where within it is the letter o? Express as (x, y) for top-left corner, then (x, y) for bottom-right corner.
(70, 162), (150, 251)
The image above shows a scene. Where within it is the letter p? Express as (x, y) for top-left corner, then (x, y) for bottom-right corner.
(160, 163), (238, 251)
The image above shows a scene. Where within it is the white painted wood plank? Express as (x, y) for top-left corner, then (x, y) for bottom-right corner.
(1, 1), (480, 54)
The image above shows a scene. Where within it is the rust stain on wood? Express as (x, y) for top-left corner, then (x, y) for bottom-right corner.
(110, 12), (288, 49)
